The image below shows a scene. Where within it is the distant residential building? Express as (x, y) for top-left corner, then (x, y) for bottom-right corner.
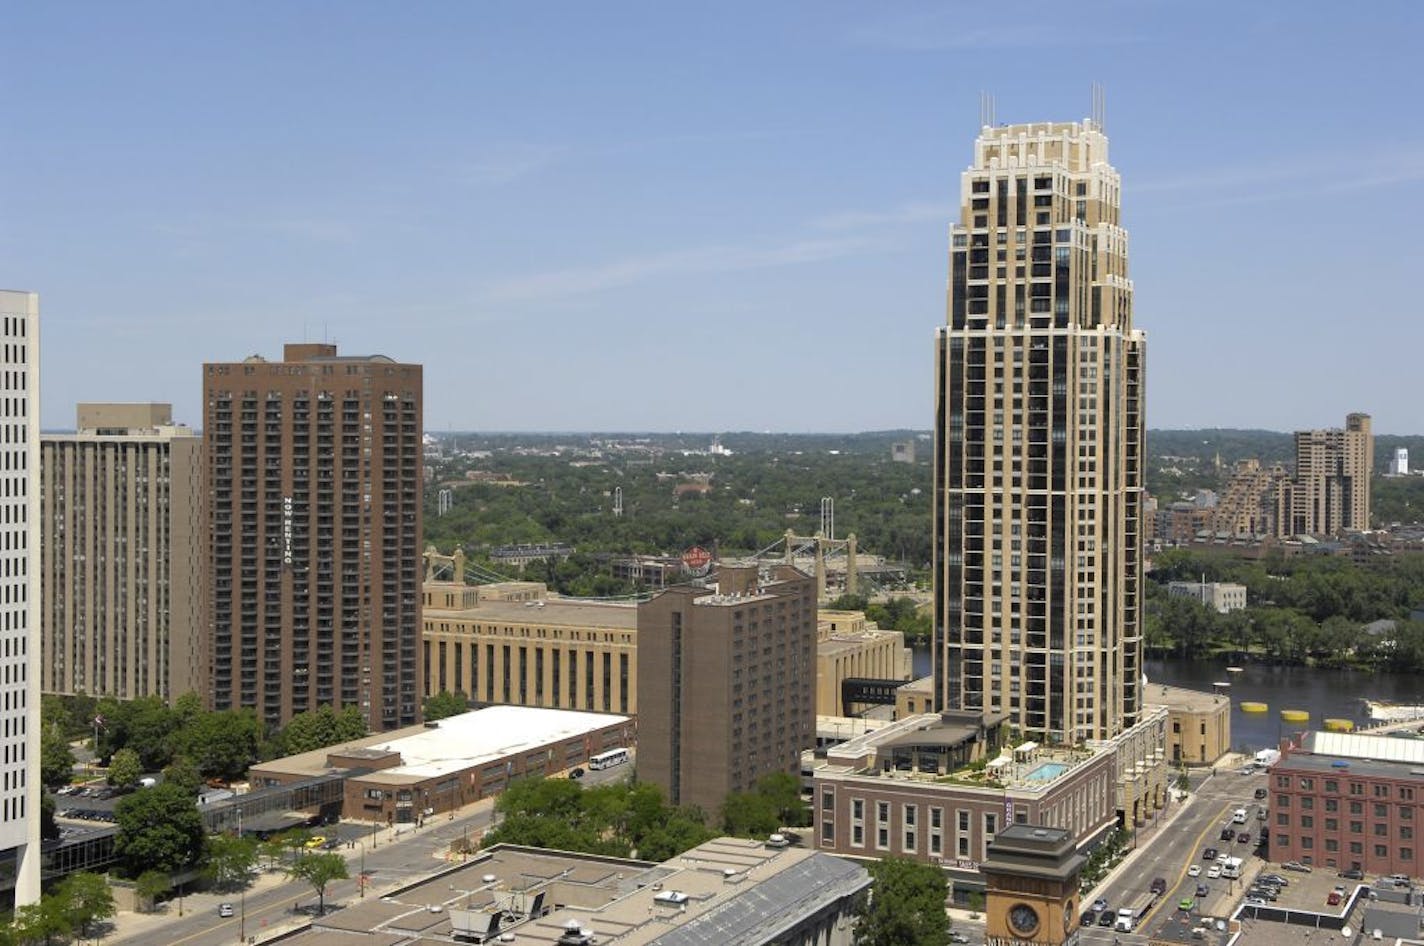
(1155, 501), (1215, 545)
(1394, 448), (1410, 476)
(638, 564), (816, 813)
(421, 578), (636, 714)
(204, 343), (423, 731)
(1211, 459), (1291, 538)
(0, 290), (40, 906)
(1292, 413), (1373, 536)
(1271, 730), (1424, 875)
(891, 441), (915, 463)
(489, 543), (573, 569)
(1148, 683), (1231, 765)
(40, 403), (205, 701)
(1166, 581), (1247, 613)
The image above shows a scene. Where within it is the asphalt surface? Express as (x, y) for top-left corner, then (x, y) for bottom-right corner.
(105, 762), (633, 946)
(1081, 766), (1269, 946)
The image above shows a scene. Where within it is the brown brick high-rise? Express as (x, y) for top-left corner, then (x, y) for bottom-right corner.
(204, 343), (422, 731)
(636, 564), (816, 816)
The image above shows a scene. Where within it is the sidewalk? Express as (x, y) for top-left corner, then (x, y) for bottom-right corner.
(106, 792), (504, 944)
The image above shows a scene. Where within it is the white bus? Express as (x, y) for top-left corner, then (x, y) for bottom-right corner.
(588, 748), (630, 771)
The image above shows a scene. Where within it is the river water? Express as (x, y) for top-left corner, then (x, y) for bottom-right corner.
(909, 644), (1424, 753)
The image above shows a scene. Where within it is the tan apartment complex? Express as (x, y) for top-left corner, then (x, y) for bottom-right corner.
(637, 564), (816, 814)
(40, 404), (205, 700)
(934, 118), (1146, 742)
(422, 579), (636, 714)
(203, 343), (422, 731)
(1293, 413), (1373, 536)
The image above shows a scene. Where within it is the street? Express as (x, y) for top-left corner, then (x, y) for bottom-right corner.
(106, 761), (632, 946)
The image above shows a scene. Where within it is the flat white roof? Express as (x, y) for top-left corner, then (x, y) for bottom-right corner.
(370, 706), (631, 780)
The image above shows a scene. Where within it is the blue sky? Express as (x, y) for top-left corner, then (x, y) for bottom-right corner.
(5, 2), (1422, 433)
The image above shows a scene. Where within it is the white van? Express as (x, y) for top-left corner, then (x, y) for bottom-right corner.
(1232, 808), (1248, 824)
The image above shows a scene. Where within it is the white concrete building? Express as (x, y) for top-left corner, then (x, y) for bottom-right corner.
(0, 291), (40, 906)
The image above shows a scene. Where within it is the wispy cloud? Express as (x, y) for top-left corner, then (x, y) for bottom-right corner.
(812, 201), (951, 231)
(848, 12), (1142, 51)
(1138, 144), (1424, 208)
(486, 235), (887, 302)
(454, 142), (565, 186)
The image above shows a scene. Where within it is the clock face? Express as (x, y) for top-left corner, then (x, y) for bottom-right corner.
(1009, 903), (1040, 937)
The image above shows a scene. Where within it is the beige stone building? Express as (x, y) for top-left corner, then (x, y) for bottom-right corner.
(421, 579), (637, 715)
(1150, 683), (1231, 766)
(933, 118), (1146, 743)
(40, 404), (205, 701)
(814, 610), (909, 717)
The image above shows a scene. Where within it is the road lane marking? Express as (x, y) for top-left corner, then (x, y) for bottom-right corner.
(1139, 798), (1236, 929)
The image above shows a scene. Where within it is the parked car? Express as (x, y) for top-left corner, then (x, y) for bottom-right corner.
(1389, 873), (1411, 888)
(1080, 911), (1098, 928)
(949, 934), (971, 944)
(219, 903), (234, 918)
(1259, 874), (1289, 887)
(1151, 878), (1167, 895)
(1178, 898), (1195, 911)
(1339, 868), (1365, 880)
(1248, 887), (1278, 902)
(1245, 896), (1269, 907)
(1254, 788), (1268, 800)
(1092, 898), (1109, 913)
(304, 836), (327, 849)
(1188, 865), (1201, 878)
(1283, 860), (1313, 873)
(1326, 891), (1342, 906)
(570, 767), (585, 780)
(1203, 847), (1219, 861)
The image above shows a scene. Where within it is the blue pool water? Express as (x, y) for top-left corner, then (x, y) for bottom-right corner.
(1025, 761), (1069, 782)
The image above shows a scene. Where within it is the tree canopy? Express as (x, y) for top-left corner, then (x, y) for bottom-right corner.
(482, 778), (716, 860)
(113, 783), (206, 877)
(288, 852), (349, 916)
(853, 857), (952, 946)
(423, 690), (470, 722)
(272, 705), (368, 756)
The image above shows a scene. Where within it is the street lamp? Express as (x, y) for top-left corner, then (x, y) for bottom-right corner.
(351, 840), (368, 898)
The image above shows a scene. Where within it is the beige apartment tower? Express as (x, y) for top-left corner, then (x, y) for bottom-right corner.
(933, 119), (1145, 742)
(637, 564), (816, 815)
(1291, 412), (1373, 536)
(203, 344), (423, 731)
(41, 404), (204, 701)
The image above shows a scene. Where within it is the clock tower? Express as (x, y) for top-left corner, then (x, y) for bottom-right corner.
(981, 824), (1085, 946)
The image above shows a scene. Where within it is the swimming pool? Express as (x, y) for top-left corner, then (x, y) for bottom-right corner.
(1024, 761), (1069, 782)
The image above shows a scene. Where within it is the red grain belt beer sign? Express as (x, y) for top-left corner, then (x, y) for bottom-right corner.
(681, 546), (711, 571)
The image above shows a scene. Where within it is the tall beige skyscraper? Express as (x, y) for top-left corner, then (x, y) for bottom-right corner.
(1291, 412), (1373, 536)
(41, 404), (205, 701)
(933, 119), (1145, 743)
